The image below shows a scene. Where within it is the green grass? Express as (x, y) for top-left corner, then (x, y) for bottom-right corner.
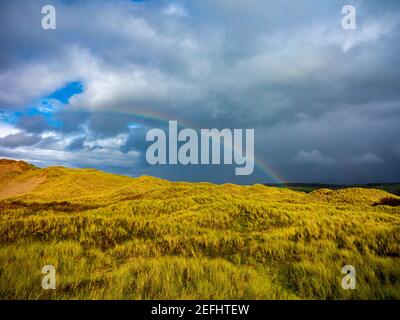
(0, 163), (399, 299)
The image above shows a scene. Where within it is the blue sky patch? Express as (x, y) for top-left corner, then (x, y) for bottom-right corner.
(46, 81), (84, 104)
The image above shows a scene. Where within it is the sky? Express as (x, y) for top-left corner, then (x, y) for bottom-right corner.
(0, 0), (399, 184)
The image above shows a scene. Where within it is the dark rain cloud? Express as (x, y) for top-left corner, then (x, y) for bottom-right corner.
(0, 132), (41, 148)
(0, 0), (399, 183)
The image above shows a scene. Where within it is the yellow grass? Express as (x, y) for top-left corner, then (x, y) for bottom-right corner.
(0, 161), (399, 299)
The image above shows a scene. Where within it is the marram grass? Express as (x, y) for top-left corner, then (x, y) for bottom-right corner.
(0, 164), (399, 299)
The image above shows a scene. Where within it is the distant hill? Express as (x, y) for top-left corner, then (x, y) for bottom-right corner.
(0, 158), (37, 179)
(265, 182), (400, 196)
(0, 159), (40, 199)
(0, 159), (168, 202)
(0, 159), (398, 205)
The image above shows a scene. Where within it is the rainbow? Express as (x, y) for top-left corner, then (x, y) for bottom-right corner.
(92, 108), (286, 184)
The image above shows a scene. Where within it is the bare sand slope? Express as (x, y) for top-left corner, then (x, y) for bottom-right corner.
(0, 159), (34, 177)
(0, 159), (42, 199)
(0, 174), (46, 199)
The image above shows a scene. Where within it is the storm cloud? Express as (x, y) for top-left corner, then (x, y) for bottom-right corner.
(0, 0), (399, 183)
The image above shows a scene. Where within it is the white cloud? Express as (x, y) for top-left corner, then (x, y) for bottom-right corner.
(0, 123), (20, 138)
(69, 60), (202, 112)
(84, 133), (129, 149)
(163, 4), (188, 17)
(0, 130), (139, 170)
(342, 21), (391, 52)
(292, 150), (334, 165)
(0, 0), (399, 183)
(0, 62), (73, 108)
(352, 153), (384, 164)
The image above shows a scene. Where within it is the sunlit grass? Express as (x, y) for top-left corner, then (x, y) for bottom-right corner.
(0, 166), (399, 299)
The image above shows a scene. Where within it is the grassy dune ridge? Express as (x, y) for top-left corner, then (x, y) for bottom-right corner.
(0, 160), (399, 299)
